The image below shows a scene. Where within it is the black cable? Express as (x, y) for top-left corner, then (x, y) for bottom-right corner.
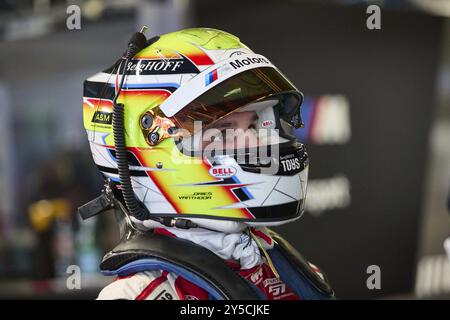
(112, 33), (150, 221)
(111, 30), (198, 228)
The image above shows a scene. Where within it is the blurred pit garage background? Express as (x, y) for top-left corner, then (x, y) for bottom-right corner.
(0, 0), (449, 299)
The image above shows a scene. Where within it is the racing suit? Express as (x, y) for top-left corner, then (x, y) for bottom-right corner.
(97, 227), (327, 300)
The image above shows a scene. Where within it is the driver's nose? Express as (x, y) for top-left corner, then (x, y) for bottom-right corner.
(225, 111), (259, 149)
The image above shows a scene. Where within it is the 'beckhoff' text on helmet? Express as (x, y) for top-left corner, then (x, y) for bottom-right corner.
(83, 28), (309, 225)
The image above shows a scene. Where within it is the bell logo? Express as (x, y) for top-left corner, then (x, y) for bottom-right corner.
(209, 166), (237, 178)
(261, 120), (274, 128)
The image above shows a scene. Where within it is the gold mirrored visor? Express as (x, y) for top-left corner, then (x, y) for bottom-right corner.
(169, 67), (303, 134)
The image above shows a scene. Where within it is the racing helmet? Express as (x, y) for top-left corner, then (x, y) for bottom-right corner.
(82, 28), (308, 226)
